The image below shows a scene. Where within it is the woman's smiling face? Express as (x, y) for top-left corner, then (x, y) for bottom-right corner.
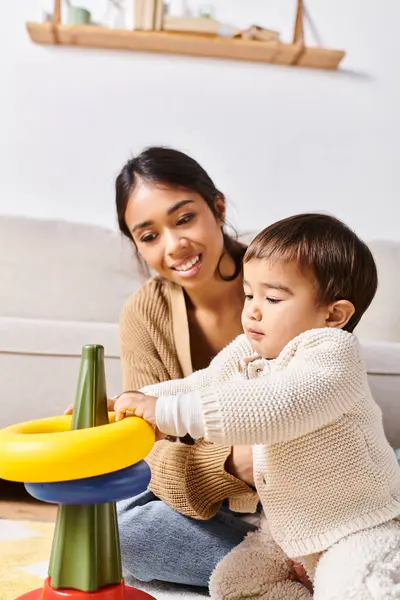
(125, 180), (226, 289)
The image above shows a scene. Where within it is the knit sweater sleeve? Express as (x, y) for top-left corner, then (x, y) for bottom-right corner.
(141, 366), (212, 396)
(145, 438), (259, 519)
(157, 329), (364, 446)
(141, 334), (253, 396)
(201, 330), (363, 446)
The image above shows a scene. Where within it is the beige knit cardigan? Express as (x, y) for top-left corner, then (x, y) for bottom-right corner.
(119, 276), (259, 519)
(145, 329), (400, 557)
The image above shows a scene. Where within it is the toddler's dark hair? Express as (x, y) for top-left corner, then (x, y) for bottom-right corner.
(244, 213), (378, 332)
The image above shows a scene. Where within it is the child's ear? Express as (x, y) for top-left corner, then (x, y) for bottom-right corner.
(326, 300), (355, 329)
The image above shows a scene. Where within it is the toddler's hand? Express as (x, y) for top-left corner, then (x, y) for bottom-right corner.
(114, 391), (161, 431)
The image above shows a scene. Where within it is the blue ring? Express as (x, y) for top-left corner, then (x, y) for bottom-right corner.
(24, 460), (151, 505)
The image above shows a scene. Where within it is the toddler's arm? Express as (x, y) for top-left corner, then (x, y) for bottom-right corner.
(156, 330), (364, 445)
(141, 334), (253, 397)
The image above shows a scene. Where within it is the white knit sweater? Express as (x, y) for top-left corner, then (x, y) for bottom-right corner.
(143, 328), (400, 557)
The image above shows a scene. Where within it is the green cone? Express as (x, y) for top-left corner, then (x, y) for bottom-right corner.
(48, 345), (122, 591)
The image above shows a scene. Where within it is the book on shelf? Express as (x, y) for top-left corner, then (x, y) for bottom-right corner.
(154, 0), (164, 31)
(163, 16), (219, 35)
(134, 0), (156, 31)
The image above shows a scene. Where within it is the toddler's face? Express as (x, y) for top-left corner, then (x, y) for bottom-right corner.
(241, 258), (329, 359)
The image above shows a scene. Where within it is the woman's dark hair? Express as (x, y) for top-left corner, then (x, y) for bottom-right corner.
(115, 146), (245, 280)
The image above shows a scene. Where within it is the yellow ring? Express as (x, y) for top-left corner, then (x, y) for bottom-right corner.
(0, 413), (155, 483)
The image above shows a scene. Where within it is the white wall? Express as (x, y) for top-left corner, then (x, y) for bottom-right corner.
(0, 0), (399, 240)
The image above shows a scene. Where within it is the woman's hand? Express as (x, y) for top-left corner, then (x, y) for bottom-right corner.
(225, 445), (255, 487)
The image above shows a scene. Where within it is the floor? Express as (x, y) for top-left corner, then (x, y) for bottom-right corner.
(0, 480), (56, 522)
(0, 480), (206, 599)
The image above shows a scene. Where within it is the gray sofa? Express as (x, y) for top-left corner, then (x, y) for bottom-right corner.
(0, 216), (399, 450)
(0, 215), (144, 427)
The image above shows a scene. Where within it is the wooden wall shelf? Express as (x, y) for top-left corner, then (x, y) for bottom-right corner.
(26, 22), (345, 71)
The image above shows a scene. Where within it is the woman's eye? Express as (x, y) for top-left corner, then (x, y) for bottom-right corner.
(140, 232), (158, 243)
(244, 294), (253, 301)
(177, 213), (195, 226)
(267, 297), (282, 304)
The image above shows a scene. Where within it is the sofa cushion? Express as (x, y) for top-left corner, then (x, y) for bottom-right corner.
(361, 340), (400, 376)
(0, 216), (145, 323)
(0, 317), (121, 428)
(360, 341), (400, 448)
(0, 353), (121, 428)
(355, 240), (400, 343)
(0, 317), (119, 357)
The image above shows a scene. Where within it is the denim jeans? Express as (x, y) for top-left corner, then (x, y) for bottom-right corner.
(117, 490), (257, 588)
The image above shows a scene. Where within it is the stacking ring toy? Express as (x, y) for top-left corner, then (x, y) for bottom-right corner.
(0, 343), (157, 600)
(25, 461), (151, 505)
(0, 412), (155, 483)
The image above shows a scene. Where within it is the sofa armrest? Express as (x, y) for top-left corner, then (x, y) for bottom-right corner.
(360, 340), (400, 449)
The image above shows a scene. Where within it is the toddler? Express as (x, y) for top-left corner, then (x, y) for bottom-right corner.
(116, 213), (400, 600)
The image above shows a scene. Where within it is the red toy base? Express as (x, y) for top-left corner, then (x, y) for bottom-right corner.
(15, 578), (156, 600)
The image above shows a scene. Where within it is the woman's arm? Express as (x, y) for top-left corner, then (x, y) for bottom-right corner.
(119, 294), (173, 389)
(146, 439), (258, 519)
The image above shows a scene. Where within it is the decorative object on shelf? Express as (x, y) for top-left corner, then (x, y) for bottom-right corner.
(26, 0), (345, 71)
(198, 3), (214, 19)
(42, 11), (53, 23)
(65, 1), (91, 25)
(233, 25), (280, 43)
(103, 0), (129, 29)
